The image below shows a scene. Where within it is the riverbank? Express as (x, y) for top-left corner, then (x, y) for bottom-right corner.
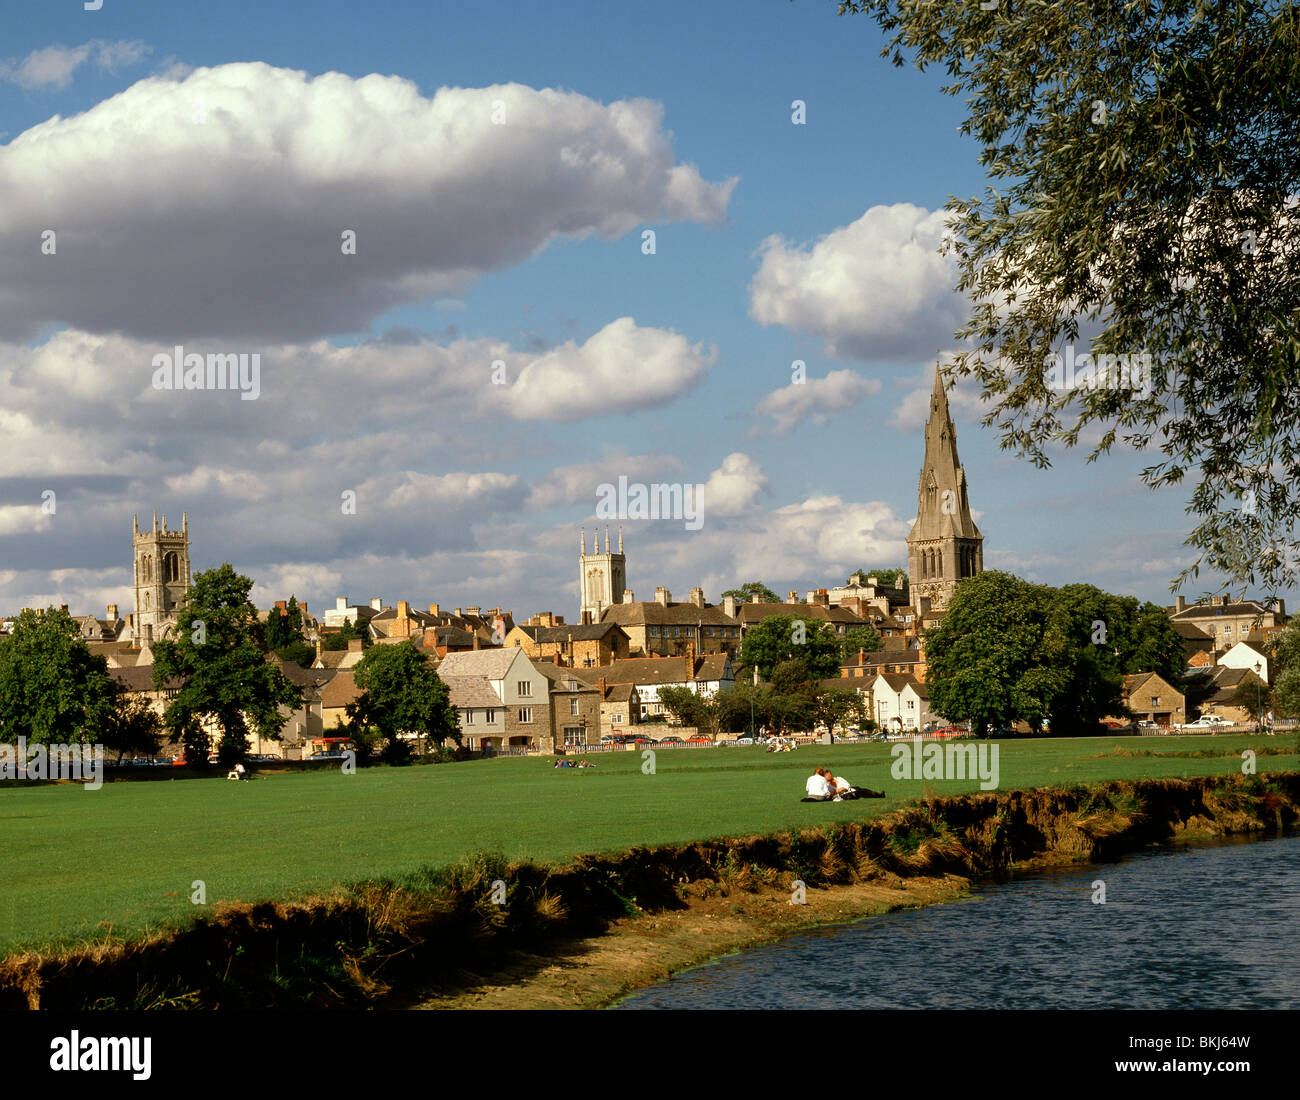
(414, 875), (972, 1010)
(3, 771), (1296, 1009)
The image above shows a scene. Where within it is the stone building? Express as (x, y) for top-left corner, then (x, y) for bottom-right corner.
(579, 527), (626, 623)
(132, 511), (192, 644)
(906, 369), (983, 608)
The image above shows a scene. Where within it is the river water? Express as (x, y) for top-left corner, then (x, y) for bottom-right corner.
(612, 833), (1300, 1010)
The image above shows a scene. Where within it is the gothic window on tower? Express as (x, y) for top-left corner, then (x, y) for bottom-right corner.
(141, 555), (152, 583)
(164, 552), (179, 583)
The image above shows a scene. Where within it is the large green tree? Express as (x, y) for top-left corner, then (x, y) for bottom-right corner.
(838, 0), (1300, 599)
(0, 608), (118, 743)
(350, 641), (459, 761)
(1268, 620), (1300, 717)
(152, 564), (303, 766)
(839, 624), (881, 664)
(102, 693), (165, 763)
(739, 616), (841, 681)
(849, 568), (907, 587)
(925, 572), (1062, 735)
(721, 581), (780, 604)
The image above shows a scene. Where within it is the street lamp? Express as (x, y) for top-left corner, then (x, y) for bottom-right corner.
(750, 664), (758, 736)
(1254, 661), (1263, 731)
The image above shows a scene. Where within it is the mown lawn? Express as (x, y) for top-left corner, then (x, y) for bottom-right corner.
(1, 733), (1295, 953)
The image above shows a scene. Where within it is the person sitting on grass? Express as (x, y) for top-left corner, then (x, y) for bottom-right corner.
(803, 767), (834, 802)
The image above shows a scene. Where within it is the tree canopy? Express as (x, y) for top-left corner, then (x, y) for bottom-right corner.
(925, 572), (1188, 734)
(152, 564), (303, 765)
(739, 615), (842, 680)
(849, 568), (907, 587)
(721, 581), (780, 604)
(838, 0), (1300, 600)
(0, 607), (118, 743)
(349, 641), (459, 761)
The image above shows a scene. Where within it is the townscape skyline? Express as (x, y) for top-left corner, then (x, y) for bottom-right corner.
(2, 0), (1289, 623)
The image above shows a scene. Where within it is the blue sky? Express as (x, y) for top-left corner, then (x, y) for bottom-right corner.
(0, 0), (1274, 622)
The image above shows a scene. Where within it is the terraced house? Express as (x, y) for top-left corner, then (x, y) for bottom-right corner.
(577, 649), (734, 722)
(437, 648), (552, 753)
(598, 586), (741, 657)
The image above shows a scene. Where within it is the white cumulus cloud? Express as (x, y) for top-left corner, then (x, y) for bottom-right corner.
(749, 203), (966, 361)
(0, 63), (735, 342)
(753, 369), (882, 434)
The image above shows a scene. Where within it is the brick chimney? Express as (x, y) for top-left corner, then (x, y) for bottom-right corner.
(429, 603), (440, 615)
(275, 599), (287, 613)
(466, 606), (481, 617)
(336, 596), (348, 610)
(623, 591), (634, 603)
(787, 591), (799, 604)
(655, 587), (671, 606)
(1175, 596), (1186, 613)
(371, 597), (382, 610)
(722, 595), (737, 619)
(539, 611), (555, 627)
(106, 604), (118, 621)
(598, 676), (608, 699)
(689, 586), (705, 608)
(749, 593), (761, 603)
(685, 641), (696, 679)
(423, 626), (439, 648)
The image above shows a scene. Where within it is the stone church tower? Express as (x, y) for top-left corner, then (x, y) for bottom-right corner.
(579, 527), (625, 624)
(133, 511), (192, 643)
(907, 369), (983, 608)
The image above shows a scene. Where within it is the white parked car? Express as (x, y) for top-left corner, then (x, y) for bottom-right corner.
(1183, 715), (1228, 729)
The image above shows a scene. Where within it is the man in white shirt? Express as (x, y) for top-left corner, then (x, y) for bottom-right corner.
(805, 769), (833, 801)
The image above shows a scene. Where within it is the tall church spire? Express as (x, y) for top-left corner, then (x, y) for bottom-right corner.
(906, 366), (983, 608)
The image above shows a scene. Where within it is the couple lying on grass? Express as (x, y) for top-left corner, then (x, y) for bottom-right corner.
(803, 766), (882, 802)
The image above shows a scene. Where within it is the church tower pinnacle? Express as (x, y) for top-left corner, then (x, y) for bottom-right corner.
(906, 367), (983, 608)
(133, 509), (193, 644)
(579, 526), (626, 624)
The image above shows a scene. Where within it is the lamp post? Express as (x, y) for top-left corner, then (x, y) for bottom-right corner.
(750, 664), (758, 736)
(1254, 662), (1263, 732)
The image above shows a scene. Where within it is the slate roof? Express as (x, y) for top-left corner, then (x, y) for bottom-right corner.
(436, 648), (523, 680)
(1171, 601), (1274, 620)
(319, 670), (362, 710)
(587, 654), (730, 687)
(440, 674), (503, 710)
(534, 623), (626, 643)
(600, 602), (738, 627)
(532, 661), (598, 691)
(734, 603), (862, 626)
(111, 666), (182, 693)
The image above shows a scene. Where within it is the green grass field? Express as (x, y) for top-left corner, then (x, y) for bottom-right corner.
(2, 734), (1296, 954)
